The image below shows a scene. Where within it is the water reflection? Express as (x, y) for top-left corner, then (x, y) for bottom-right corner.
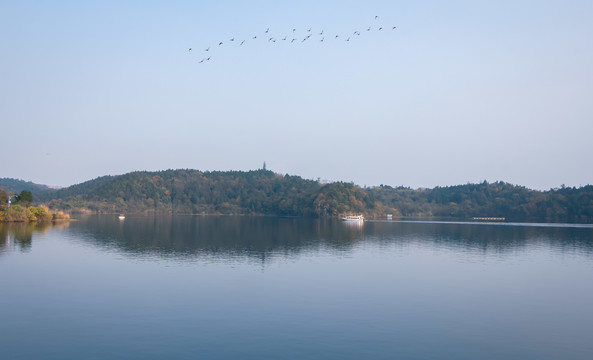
(65, 216), (593, 261)
(368, 221), (593, 256)
(70, 215), (365, 261)
(0, 222), (70, 254)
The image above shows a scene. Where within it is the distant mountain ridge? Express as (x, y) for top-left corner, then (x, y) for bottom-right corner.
(0, 178), (56, 197)
(40, 175), (116, 201)
(2, 170), (592, 223)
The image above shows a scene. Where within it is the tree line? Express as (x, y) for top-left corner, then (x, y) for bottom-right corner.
(0, 189), (69, 222)
(44, 169), (378, 217)
(4, 170), (593, 223)
(367, 181), (593, 223)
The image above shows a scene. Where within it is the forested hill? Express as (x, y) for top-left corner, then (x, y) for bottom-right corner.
(4, 170), (593, 222)
(367, 182), (593, 223)
(0, 178), (55, 198)
(45, 169), (376, 217)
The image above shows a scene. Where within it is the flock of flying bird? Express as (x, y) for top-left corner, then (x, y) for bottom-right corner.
(189, 16), (396, 64)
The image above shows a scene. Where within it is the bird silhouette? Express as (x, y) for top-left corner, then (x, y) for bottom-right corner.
(191, 15), (399, 66)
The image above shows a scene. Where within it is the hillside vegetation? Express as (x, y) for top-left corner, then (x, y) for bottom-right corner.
(3, 170), (592, 223)
(367, 182), (593, 223)
(0, 178), (55, 197)
(46, 169), (376, 217)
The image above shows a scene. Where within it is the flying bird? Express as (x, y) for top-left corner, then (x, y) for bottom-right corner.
(191, 16), (399, 66)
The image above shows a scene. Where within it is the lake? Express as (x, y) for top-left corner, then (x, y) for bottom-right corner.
(1, 216), (592, 360)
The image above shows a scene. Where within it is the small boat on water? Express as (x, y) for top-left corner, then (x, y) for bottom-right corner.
(341, 215), (364, 222)
(118, 214), (125, 220)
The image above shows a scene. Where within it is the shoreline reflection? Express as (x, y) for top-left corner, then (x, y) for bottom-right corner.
(0, 222), (71, 254)
(63, 215), (593, 261)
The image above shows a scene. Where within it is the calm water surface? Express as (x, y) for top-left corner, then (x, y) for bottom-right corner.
(1, 216), (592, 360)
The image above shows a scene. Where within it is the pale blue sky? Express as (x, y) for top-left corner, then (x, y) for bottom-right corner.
(1, 1), (592, 190)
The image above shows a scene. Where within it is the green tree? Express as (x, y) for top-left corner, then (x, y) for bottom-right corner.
(15, 190), (33, 205)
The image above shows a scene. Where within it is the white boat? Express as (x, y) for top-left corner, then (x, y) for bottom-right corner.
(341, 215), (364, 222)
(118, 214), (125, 220)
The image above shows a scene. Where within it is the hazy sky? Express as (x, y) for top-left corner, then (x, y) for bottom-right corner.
(1, 1), (592, 190)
